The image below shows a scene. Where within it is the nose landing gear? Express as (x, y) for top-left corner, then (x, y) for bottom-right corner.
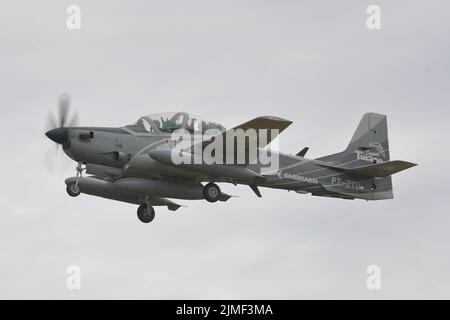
(66, 161), (85, 197)
(66, 182), (81, 197)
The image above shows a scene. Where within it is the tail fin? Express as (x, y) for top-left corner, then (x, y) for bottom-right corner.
(317, 113), (416, 200)
(318, 113), (390, 166)
(344, 112), (390, 165)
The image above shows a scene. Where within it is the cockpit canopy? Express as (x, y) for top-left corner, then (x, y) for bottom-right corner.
(125, 112), (226, 134)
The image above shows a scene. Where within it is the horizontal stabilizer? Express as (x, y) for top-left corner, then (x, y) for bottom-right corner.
(347, 160), (417, 177)
(321, 160), (417, 177)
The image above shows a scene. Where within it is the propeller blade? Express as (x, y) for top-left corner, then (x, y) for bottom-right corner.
(58, 94), (71, 127)
(67, 109), (79, 127)
(45, 110), (58, 131)
(43, 144), (72, 175)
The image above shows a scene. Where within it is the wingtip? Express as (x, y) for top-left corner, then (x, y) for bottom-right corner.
(397, 160), (418, 168)
(261, 116), (293, 124)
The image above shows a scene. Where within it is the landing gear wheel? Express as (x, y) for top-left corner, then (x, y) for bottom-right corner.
(66, 182), (81, 197)
(203, 182), (221, 203)
(137, 204), (155, 223)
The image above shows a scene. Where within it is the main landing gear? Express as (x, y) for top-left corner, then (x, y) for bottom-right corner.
(137, 203), (155, 223)
(66, 161), (84, 197)
(202, 182), (221, 203)
(135, 183), (220, 223)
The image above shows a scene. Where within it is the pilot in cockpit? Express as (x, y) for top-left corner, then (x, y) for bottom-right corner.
(134, 118), (152, 133)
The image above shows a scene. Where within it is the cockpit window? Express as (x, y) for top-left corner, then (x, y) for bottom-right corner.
(125, 112), (226, 134)
(126, 118), (152, 133)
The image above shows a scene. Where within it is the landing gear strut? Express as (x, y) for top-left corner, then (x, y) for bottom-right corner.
(203, 182), (221, 203)
(66, 161), (84, 197)
(137, 203), (155, 223)
(75, 161), (84, 178)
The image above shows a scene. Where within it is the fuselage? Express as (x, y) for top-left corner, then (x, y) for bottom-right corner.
(61, 126), (343, 195)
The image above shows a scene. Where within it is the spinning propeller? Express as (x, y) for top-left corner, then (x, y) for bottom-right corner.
(44, 95), (80, 173)
(45, 94), (79, 148)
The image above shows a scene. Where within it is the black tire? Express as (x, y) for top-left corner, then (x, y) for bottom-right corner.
(203, 182), (221, 203)
(137, 204), (155, 223)
(66, 182), (81, 197)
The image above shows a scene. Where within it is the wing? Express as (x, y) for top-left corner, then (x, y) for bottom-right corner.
(190, 116), (293, 164)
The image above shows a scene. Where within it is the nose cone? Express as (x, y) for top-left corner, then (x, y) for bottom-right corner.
(45, 128), (68, 145)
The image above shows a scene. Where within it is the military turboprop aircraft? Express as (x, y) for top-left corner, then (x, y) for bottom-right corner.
(45, 96), (416, 223)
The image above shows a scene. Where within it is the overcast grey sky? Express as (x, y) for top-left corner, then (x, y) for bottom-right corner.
(0, 0), (449, 299)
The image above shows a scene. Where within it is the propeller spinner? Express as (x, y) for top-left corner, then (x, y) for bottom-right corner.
(45, 94), (79, 147)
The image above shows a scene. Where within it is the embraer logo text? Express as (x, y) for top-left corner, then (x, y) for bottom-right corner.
(277, 171), (319, 184)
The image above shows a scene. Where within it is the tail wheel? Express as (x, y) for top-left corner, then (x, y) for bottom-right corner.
(66, 182), (81, 197)
(203, 182), (221, 203)
(137, 204), (155, 223)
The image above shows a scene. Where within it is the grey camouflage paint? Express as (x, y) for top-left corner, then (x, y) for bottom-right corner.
(54, 112), (415, 209)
